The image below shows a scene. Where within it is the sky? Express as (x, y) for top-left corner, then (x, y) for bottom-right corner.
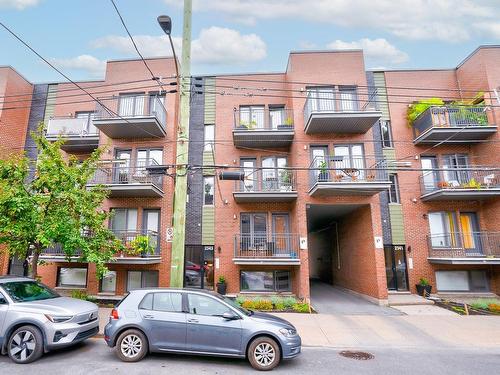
(1, 0), (500, 83)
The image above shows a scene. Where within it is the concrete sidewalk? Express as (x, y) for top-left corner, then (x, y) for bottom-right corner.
(274, 313), (500, 349)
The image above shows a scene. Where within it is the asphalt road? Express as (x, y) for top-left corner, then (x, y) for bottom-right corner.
(1, 338), (499, 374)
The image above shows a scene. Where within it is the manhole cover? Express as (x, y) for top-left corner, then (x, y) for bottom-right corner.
(339, 351), (374, 360)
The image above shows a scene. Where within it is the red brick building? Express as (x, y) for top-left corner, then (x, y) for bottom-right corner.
(1, 47), (499, 305)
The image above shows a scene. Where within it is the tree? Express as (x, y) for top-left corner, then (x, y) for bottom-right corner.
(0, 125), (122, 279)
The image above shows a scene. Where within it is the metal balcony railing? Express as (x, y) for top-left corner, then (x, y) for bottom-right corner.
(428, 232), (500, 258)
(234, 168), (297, 193)
(309, 155), (389, 188)
(420, 166), (499, 194)
(413, 106), (490, 137)
(303, 88), (377, 124)
(46, 116), (98, 137)
(89, 158), (163, 189)
(94, 94), (167, 128)
(234, 233), (300, 259)
(233, 108), (294, 131)
(41, 230), (160, 258)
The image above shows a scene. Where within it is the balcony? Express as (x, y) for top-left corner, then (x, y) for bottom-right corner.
(233, 233), (301, 265)
(308, 155), (391, 196)
(87, 159), (164, 198)
(46, 116), (99, 152)
(233, 169), (297, 202)
(93, 95), (167, 138)
(303, 89), (381, 134)
(420, 166), (500, 201)
(39, 230), (161, 264)
(232, 108), (294, 148)
(427, 232), (500, 264)
(413, 106), (497, 144)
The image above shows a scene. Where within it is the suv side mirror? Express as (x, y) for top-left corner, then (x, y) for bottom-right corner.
(222, 311), (239, 320)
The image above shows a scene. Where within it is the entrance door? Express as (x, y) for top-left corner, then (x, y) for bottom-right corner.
(272, 214), (290, 257)
(184, 245), (214, 290)
(384, 245), (409, 291)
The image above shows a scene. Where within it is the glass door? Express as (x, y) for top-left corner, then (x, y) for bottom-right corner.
(241, 159), (257, 192)
(272, 214), (290, 257)
(421, 156), (438, 191)
(240, 213), (267, 253)
(311, 146), (328, 182)
(333, 144), (365, 180)
(143, 209), (160, 253)
(460, 212), (481, 255)
(442, 154), (469, 186)
(114, 149), (131, 183)
(384, 245), (409, 291)
(184, 245), (214, 290)
(339, 87), (357, 111)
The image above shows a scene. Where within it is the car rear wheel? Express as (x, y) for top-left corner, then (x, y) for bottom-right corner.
(7, 325), (44, 364)
(248, 336), (281, 371)
(115, 329), (148, 362)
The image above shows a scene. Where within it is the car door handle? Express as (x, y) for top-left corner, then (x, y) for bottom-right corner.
(143, 314), (155, 319)
(187, 318), (199, 323)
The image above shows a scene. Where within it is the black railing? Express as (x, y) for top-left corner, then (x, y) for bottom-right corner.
(420, 166), (499, 194)
(234, 233), (300, 259)
(233, 108), (294, 131)
(428, 232), (500, 258)
(234, 169), (297, 193)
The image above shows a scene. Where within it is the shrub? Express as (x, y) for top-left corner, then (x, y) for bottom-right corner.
(241, 300), (255, 309)
(407, 98), (444, 126)
(235, 296), (245, 306)
(253, 299), (273, 310)
(488, 303), (500, 313)
(292, 303), (310, 313)
(283, 296), (298, 309)
(71, 290), (88, 300)
(418, 277), (430, 286)
(470, 299), (500, 310)
(274, 301), (286, 310)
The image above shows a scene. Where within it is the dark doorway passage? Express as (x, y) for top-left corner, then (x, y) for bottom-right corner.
(184, 245), (214, 290)
(384, 245), (409, 291)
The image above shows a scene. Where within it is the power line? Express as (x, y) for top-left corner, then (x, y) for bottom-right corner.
(0, 21), (170, 139)
(109, 0), (164, 92)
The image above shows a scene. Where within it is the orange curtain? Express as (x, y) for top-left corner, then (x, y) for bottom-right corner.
(460, 214), (475, 249)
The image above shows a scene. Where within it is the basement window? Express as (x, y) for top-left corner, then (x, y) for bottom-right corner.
(57, 267), (88, 288)
(240, 270), (291, 292)
(435, 270), (489, 292)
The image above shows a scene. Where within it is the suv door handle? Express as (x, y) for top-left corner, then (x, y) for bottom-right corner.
(187, 318), (199, 323)
(143, 314), (155, 319)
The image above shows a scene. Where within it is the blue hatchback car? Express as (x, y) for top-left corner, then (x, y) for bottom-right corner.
(104, 288), (301, 371)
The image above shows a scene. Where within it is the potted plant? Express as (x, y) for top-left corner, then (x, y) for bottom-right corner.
(416, 277), (432, 297)
(407, 98), (445, 127)
(277, 117), (293, 130)
(279, 170), (292, 191)
(238, 120), (249, 129)
(128, 235), (156, 257)
(216, 275), (227, 295)
(437, 181), (451, 189)
(318, 161), (329, 181)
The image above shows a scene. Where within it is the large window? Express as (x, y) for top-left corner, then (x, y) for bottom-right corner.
(100, 271), (117, 293)
(428, 211), (480, 250)
(388, 175), (400, 203)
(137, 148), (163, 166)
(203, 176), (215, 205)
(110, 208), (138, 233)
(239, 105), (265, 129)
(127, 271), (159, 291)
(204, 124), (214, 151)
(436, 270), (489, 292)
(269, 106), (285, 129)
(332, 144), (365, 179)
(380, 120), (393, 148)
(57, 267), (88, 288)
(240, 270), (291, 292)
(306, 87), (335, 112)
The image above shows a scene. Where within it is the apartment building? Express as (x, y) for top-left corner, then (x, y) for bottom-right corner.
(1, 46), (499, 304)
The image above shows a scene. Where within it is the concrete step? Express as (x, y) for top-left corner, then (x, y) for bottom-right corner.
(388, 293), (434, 306)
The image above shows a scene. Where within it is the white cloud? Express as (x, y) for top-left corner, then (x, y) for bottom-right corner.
(327, 38), (409, 66)
(165, 0), (500, 42)
(0, 0), (39, 9)
(50, 55), (106, 77)
(90, 27), (267, 65)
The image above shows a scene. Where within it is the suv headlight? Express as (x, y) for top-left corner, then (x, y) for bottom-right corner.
(279, 328), (297, 337)
(45, 314), (73, 323)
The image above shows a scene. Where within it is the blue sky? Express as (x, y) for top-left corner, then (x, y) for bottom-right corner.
(2, 0), (500, 83)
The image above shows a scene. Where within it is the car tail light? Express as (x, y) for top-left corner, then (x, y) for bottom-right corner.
(110, 309), (119, 320)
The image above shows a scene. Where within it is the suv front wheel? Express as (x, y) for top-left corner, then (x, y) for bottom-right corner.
(115, 329), (148, 362)
(248, 336), (281, 371)
(7, 325), (44, 364)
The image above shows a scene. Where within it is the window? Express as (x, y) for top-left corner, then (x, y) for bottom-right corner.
(75, 111), (97, 135)
(204, 124), (214, 151)
(262, 156), (289, 191)
(137, 149), (163, 166)
(379, 120), (393, 148)
(306, 87), (335, 112)
(333, 144), (365, 179)
(118, 93), (145, 117)
(153, 293), (183, 312)
(269, 106), (285, 129)
(239, 105), (264, 129)
(100, 271), (116, 293)
(240, 270), (291, 292)
(436, 270), (489, 292)
(2, 281), (59, 302)
(203, 176), (215, 205)
(187, 293), (231, 316)
(0, 292), (6, 305)
(441, 154), (469, 186)
(127, 271), (159, 291)
(57, 267), (88, 288)
(428, 211), (480, 250)
(338, 86), (357, 111)
(388, 175), (400, 203)
(110, 208), (138, 233)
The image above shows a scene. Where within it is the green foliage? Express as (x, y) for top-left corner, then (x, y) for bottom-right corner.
(218, 275), (226, 284)
(418, 277), (430, 286)
(283, 296), (298, 309)
(70, 290), (96, 302)
(284, 117), (293, 126)
(318, 161), (328, 174)
(253, 299), (273, 310)
(470, 299), (500, 310)
(407, 98), (444, 126)
(0, 123), (123, 279)
(292, 303), (310, 313)
(127, 235), (155, 255)
(462, 178), (482, 190)
(235, 296), (245, 306)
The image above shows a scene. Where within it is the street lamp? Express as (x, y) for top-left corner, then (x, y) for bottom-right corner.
(157, 15), (179, 79)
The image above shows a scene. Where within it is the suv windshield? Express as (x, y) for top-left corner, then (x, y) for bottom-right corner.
(1, 281), (60, 302)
